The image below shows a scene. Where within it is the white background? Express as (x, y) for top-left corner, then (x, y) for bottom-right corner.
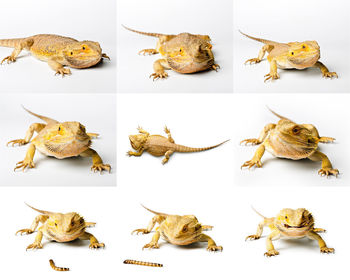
(0, 0), (116, 93)
(234, 0), (350, 93)
(0, 94), (116, 186)
(117, 0), (233, 93)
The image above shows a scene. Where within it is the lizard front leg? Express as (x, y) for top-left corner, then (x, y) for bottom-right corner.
(1, 38), (34, 64)
(314, 61), (338, 79)
(264, 59), (279, 82)
(264, 229), (281, 257)
(306, 230), (334, 254)
(16, 214), (49, 235)
(138, 48), (158, 55)
(142, 230), (161, 250)
(199, 234), (223, 252)
(80, 148), (111, 173)
(79, 232), (105, 249)
(245, 217), (274, 241)
(127, 148), (145, 157)
(132, 215), (161, 235)
(245, 44), (272, 64)
(7, 123), (46, 146)
(150, 59), (170, 81)
(48, 59), (71, 77)
(14, 143), (36, 171)
(162, 150), (174, 165)
(240, 123), (276, 146)
(26, 227), (44, 250)
(137, 126), (150, 136)
(308, 150), (339, 177)
(241, 144), (265, 169)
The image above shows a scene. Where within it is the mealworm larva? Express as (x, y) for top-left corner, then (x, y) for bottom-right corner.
(123, 259), (163, 267)
(49, 259), (70, 271)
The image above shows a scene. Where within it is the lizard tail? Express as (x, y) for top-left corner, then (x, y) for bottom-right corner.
(266, 106), (292, 121)
(141, 204), (169, 216)
(239, 30), (278, 45)
(0, 38), (26, 48)
(174, 139), (229, 153)
(251, 206), (266, 219)
(25, 203), (55, 215)
(22, 106), (58, 124)
(122, 25), (164, 38)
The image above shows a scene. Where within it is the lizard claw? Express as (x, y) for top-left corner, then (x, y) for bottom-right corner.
(89, 242), (105, 249)
(241, 159), (262, 169)
(26, 242), (43, 251)
(150, 72), (168, 81)
(164, 126), (170, 134)
(90, 163), (111, 174)
(142, 242), (159, 250)
(207, 245), (223, 252)
(320, 246), (334, 254)
(14, 158), (35, 171)
(264, 72), (280, 82)
(1, 55), (16, 64)
(264, 249), (279, 257)
(131, 229), (150, 235)
(16, 229), (34, 235)
(318, 168), (339, 177)
(240, 138), (261, 146)
(245, 234), (260, 241)
(55, 68), (71, 77)
(102, 53), (110, 60)
(7, 139), (27, 146)
(138, 49), (158, 56)
(323, 71), (338, 79)
(244, 58), (261, 65)
(211, 64), (220, 71)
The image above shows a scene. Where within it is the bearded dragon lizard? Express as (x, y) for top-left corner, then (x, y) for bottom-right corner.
(0, 34), (110, 76)
(246, 208), (334, 256)
(123, 25), (219, 80)
(7, 107), (111, 173)
(132, 205), (223, 252)
(16, 203), (105, 250)
(241, 109), (338, 177)
(240, 31), (338, 82)
(127, 126), (228, 164)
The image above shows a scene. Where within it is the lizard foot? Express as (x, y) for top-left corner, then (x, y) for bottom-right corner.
(55, 68), (71, 77)
(16, 229), (34, 235)
(245, 234), (260, 241)
(211, 64), (220, 71)
(26, 242), (43, 251)
(241, 159), (262, 169)
(150, 72), (168, 81)
(7, 139), (27, 146)
(318, 167), (339, 177)
(207, 245), (223, 252)
(313, 228), (326, 233)
(102, 53), (110, 60)
(142, 242), (159, 250)
(244, 58), (261, 65)
(320, 246), (334, 254)
(89, 242), (105, 249)
(131, 229), (150, 235)
(138, 49), (158, 55)
(162, 158), (169, 165)
(1, 55), (16, 64)
(323, 71), (338, 79)
(240, 138), (261, 146)
(264, 72), (280, 82)
(319, 137), (335, 143)
(14, 158), (35, 171)
(91, 163), (111, 174)
(264, 249), (279, 257)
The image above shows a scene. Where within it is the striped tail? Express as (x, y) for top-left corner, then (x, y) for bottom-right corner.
(49, 259), (69, 271)
(0, 38), (26, 48)
(174, 139), (229, 153)
(123, 259), (163, 267)
(122, 25), (165, 38)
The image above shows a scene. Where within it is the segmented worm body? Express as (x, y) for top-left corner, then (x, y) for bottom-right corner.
(49, 259), (70, 271)
(123, 259), (163, 267)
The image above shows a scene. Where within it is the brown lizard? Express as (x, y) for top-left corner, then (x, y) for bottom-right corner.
(241, 108), (339, 177)
(240, 31), (338, 82)
(246, 208), (334, 256)
(127, 126), (228, 164)
(7, 107), (111, 173)
(132, 205), (223, 252)
(123, 25), (219, 80)
(0, 34), (110, 76)
(16, 203), (105, 250)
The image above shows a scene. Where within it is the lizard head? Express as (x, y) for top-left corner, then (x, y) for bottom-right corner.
(43, 122), (91, 158)
(165, 33), (215, 73)
(46, 212), (86, 242)
(287, 41), (320, 69)
(275, 208), (314, 236)
(63, 41), (103, 68)
(128, 134), (148, 150)
(161, 215), (203, 245)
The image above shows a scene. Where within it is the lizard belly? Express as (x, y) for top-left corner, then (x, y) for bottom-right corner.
(43, 230), (82, 242)
(160, 231), (198, 245)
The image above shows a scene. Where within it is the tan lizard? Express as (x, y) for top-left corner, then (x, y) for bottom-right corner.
(0, 34), (110, 76)
(240, 31), (338, 82)
(16, 203), (105, 250)
(127, 126), (228, 164)
(7, 107), (111, 173)
(123, 25), (219, 80)
(241, 109), (338, 177)
(132, 205), (223, 252)
(246, 208), (334, 256)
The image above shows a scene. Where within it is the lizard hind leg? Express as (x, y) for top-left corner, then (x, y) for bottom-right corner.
(164, 126), (175, 143)
(150, 59), (170, 81)
(1, 38), (34, 64)
(162, 150), (174, 165)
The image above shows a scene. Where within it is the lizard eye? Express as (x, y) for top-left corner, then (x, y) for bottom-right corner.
(82, 46), (86, 50)
(302, 45), (306, 49)
(55, 223), (58, 227)
(291, 52), (294, 55)
(71, 221), (75, 226)
(70, 52), (73, 55)
(285, 216), (288, 219)
(58, 126), (61, 131)
(292, 127), (300, 134)
(182, 225), (188, 232)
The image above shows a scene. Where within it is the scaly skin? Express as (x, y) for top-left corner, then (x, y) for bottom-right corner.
(241, 108), (338, 177)
(127, 126), (228, 164)
(7, 107), (111, 173)
(240, 31), (338, 82)
(246, 208), (334, 256)
(16, 203), (105, 250)
(132, 205), (222, 252)
(123, 25), (219, 80)
(0, 34), (110, 76)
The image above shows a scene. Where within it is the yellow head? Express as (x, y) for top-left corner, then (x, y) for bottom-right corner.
(128, 134), (148, 150)
(63, 41), (103, 68)
(287, 41), (320, 69)
(275, 208), (314, 236)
